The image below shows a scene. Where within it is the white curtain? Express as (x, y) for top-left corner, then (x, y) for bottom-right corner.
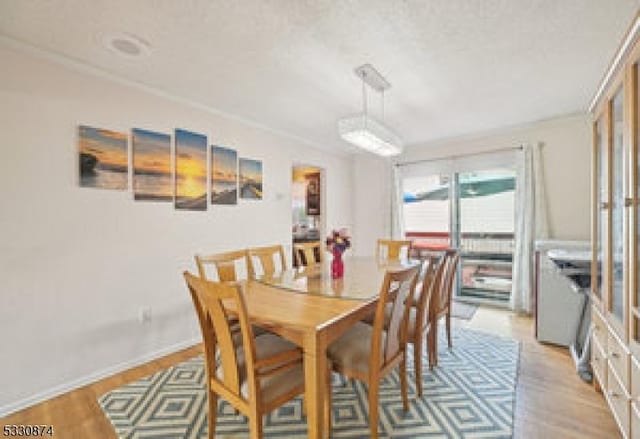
(533, 143), (550, 239)
(511, 143), (549, 313)
(391, 166), (405, 239)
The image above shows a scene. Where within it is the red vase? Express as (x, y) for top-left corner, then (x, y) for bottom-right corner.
(331, 250), (344, 279)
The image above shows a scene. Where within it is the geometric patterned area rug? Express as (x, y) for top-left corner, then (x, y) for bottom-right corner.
(450, 301), (480, 320)
(99, 327), (519, 438)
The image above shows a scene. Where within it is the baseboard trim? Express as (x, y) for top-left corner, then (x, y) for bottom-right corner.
(0, 337), (201, 418)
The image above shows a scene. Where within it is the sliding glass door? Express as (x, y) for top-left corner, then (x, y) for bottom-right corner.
(398, 152), (517, 305)
(456, 169), (515, 303)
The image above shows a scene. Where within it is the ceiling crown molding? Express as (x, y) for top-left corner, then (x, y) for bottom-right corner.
(0, 33), (346, 156)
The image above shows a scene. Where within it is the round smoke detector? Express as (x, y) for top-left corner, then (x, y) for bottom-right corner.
(101, 32), (151, 58)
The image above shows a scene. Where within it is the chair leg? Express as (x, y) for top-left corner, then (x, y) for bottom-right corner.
(400, 351), (409, 412)
(325, 367), (332, 436)
(413, 337), (423, 397)
(208, 389), (217, 439)
(429, 326), (438, 368)
(368, 383), (380, 439)
(249, 411), (263, 439)
(446, 310), (452, 349)
(432, 322), (439, 367)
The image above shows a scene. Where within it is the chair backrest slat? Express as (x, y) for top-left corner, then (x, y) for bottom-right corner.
(293, 241), (323, 266)
(184, 272), (258, 399)
(371, 264), (420, 368)
(434, 249), (459, 316)
(377, 239), (413, 261)
(195, 250), (249, 282)
(415, 254), (444, 330)
(247, 245), (286, 278)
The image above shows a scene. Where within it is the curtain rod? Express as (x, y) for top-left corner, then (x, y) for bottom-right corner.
(394, 145), (523, 167)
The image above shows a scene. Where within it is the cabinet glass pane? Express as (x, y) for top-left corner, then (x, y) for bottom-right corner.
(611, 87), (625, 322)
(595, 117), (605, 301)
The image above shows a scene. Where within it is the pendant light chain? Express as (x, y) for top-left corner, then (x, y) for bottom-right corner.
(361, 70), (387, 121)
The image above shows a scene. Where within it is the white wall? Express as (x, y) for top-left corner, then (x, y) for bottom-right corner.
(0, 43), (353, 415)
(351, 154), (392, 256)
(352, 114), (592, 254)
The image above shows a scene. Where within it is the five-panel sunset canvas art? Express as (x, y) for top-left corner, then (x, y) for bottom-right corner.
(78, 125), (263, 210)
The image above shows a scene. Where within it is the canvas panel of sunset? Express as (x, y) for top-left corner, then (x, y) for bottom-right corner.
(211, 145), (238, 205)
(175, 129), (207, 210)
(239, 158), (263, 200)
(132, 128), (172, 201)
(78, 125), (128, 190)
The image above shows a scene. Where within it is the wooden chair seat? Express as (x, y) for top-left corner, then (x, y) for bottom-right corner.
(327, 322), (386, 377)
(215, 333), (305, 405)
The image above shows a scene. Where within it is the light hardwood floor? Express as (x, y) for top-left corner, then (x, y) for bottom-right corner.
(460, 307), (619, 439)
(1, 307), (619, 438)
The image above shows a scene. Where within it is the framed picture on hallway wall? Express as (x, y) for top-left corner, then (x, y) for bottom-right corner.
(306, 172), (320, 215)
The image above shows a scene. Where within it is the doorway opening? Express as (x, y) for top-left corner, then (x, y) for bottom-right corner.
(292, 165), (324, 266)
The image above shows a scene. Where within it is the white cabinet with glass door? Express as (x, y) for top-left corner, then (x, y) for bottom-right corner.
(589, 22), (640, 439)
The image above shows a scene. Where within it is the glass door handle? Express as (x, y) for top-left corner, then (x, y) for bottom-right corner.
(625, 198), (634, 207)
(600, 202), (609, 209)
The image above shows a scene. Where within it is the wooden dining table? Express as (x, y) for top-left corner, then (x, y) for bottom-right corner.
(228, 256), (421, 439)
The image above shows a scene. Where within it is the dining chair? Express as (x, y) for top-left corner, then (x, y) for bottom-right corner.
(293, 241), (324, 267)
(406, 254), (447, 396)
(195, 250), (268, 338)
(327, 264), (420, 439)
(195, 249), (250, 282)
(247, 245), (287, 278)
(429, 249), (460, 368)
(183, 272), (308, 439)
(376, 239), (413, 261)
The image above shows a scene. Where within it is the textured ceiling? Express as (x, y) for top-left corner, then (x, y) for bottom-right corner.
(0, 1), (638, 154)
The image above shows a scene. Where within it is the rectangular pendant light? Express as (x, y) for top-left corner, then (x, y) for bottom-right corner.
(338, 64), (403, 157)
(338, 113), (403, 157)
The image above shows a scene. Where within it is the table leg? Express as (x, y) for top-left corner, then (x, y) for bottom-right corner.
(303, 330), (328, 439)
